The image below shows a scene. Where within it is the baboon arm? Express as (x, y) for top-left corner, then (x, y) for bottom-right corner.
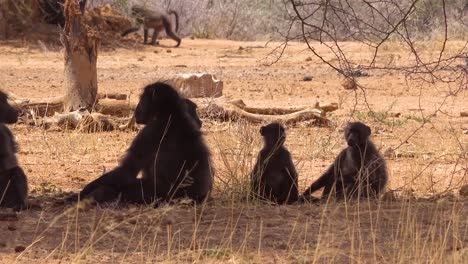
(0, 127), (12, 171)
(250, 159), (263, 194)
(301, 167), (333, 197)
(285, 162), (299, 203)
(80, 121), (164, 198)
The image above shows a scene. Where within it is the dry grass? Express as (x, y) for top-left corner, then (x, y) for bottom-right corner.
(0, 39), (466, 263)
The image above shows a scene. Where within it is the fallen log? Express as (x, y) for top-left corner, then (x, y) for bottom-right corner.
(199, 100), (331, 125)
(14, 96), (64, 116)
(97, 92), (128, 100)
(15, 96), (333, 127)
(96, 98), (136, 116)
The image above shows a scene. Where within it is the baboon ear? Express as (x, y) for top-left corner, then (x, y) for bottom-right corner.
(363, 125), (371, 137)
(260, 126), (265, 135)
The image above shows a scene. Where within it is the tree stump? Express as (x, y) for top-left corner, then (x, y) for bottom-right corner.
(61, 0), (99, 112)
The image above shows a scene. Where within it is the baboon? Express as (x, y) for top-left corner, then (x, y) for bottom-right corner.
(301, 122), (387, 201)
(122, 5), (181, 47)
(184, 98), (202, 128)
(0, 91), (28, 211)
(75, 82), (212, 205)
(251, 123), (298, 204)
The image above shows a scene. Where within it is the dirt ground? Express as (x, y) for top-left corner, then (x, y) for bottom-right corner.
(0, 38), (467, 263)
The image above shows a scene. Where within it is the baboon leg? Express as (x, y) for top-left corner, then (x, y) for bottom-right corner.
(11, 167), (28, 210)
(87, 185), (120, 204)
(302, 170), (330, 197)
(321, 178), (336, 200)
(163, 21), (181, 47)
(120, 178), (156, 204)
(151, 30), (160, 45)
(144, 28), (149, 44)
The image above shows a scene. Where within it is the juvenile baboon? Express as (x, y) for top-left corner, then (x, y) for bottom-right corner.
(251, 123), (298, 204)
(301, 122), (387, 201)
(122, 5), (181, 47)
(74, 82), (212, 205)
(0, 91), (28, 211)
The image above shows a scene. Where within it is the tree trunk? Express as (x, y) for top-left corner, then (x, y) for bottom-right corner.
(0, 1), (6, 39)
(61, 0), (99, 112)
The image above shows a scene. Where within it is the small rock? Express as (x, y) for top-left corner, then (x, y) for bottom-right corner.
(305, 56), (312, 62)
(460, 185), (468, 197)
(166, 49), (172, 53)
(384, 147), (396, 158)
(463, 130), (468, 135)
(319, 102), (339, 113)
(390, 112), (401, 117)
(303, 76), (313, 81)
(137, 56), (145, 61)
(7, 225), (16, 231)
(341, 78), (357, 90)
(14, 246), (26, 253)
(460, 111), (468, 117)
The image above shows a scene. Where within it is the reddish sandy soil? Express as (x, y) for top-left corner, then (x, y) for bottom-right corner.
(0, 38), (466, 263)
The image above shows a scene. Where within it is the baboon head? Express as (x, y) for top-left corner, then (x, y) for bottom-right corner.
(344, 122), (371, 147)
(260, 122), (286, 148)
(135, 82), (182, 125)
(0, 91), (18, 124)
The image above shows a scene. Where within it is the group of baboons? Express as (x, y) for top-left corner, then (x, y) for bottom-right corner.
(1, 3), (389, 210)
(1, 81), (388, 210)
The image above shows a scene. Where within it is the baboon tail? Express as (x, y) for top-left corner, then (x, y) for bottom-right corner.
(168, 10), (179, 32)
(121, 27), (140, 37)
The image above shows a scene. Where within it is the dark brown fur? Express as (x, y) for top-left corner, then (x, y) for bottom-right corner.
(0, 91), (28, 211)
(73, 83), (211, 205)
(251, 123), (298, 204)
(301, 122), (388, 201)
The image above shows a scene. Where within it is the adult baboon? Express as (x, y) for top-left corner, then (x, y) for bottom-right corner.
(251, 123), (298, 204)
(301, 122), (387, 201)
(122, 5), (181, 47)
(184, 98), (202, 128)
(75, 82), (212, 205)
(0, 91), (28, 211)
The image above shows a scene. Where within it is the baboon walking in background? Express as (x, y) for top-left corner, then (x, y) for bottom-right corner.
(122, 5), (181, 47)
